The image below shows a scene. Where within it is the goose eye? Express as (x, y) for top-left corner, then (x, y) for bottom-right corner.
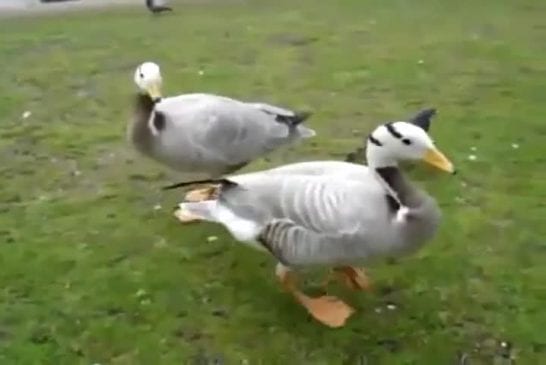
(139, 73), (144, 78)
(402, 138), (412, 145)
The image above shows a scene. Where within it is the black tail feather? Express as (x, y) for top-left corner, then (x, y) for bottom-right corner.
(292, 111), (313, 126)
(275, 111), (313, 127)
(162, 178), (236, 191)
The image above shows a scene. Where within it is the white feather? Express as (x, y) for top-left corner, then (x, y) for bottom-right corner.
(179, 201), (266, 251)
(395, 206), (410, 223)
(148, 114), (161, 136)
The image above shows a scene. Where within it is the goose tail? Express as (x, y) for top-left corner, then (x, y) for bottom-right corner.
(294, 125), (316, 138)
(288, 111), (315, 138)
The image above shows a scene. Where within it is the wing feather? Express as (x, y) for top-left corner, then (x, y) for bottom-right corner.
(156, 94), (294, 169)
(223, 175), (367, 236)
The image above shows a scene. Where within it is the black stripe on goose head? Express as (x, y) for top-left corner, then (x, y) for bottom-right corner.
(385, 123), (403, 139)
(408, 108), (437, 132)
(367, 134), (383, 147)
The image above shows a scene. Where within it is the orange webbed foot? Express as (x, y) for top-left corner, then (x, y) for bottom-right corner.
(173, 208), (203, 224)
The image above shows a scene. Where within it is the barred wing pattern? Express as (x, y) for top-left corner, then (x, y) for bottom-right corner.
(154, 94), (314, 174)
(221, 175), (386, 266)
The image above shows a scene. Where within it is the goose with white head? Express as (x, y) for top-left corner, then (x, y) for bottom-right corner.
(169, 108), (454, 327)
(130, 61), (315, 221)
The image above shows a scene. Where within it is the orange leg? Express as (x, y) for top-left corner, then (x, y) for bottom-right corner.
(323, 266), (372, 291)
(276, 264), (355, 328)
(173, 207), (203, 224)
(184, 185), (219, 202)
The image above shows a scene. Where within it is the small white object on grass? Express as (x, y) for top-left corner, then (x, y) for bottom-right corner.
(198, 70), (205, 76)
(22, 111), (32, 119)
(154, 238), (167, 248)
(417, 59), (424, 65)
(386, 303), (397, 311)
(511, 143), (519, 149)
(153, 204), (162, 211)
(470, 146), (477, 151)
(207, 236), (218, 242)
(135, 289), (147, 298)
(468, 154), (477, 161)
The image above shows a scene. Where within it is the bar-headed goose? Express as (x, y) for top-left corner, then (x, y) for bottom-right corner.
(169, 108), (454, 327)
(129, 62), (315, 221)
(145, 0), (172, 14)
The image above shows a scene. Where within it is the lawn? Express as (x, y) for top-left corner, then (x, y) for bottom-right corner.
(0, 0), (545, 363)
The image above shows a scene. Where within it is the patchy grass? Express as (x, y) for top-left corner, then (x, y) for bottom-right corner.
(0, 0), (545, 363)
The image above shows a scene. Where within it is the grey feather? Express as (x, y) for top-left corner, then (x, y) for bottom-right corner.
(258, 219), (363, 266)
(129, 93), (315, 179)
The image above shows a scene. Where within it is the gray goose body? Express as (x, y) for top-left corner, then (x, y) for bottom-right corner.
(182, 161), (440, 267)
(130, 92), (314, 178)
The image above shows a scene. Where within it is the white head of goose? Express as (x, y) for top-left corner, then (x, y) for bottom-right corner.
(134, 62), (163, 102)
(170, 108), (454, 327)
(365, 109), (454, 223)
(129, 62), (316, 214)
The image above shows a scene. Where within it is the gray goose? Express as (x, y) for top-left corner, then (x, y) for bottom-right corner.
(170, 108), (455, 327)
(129, 62), (315, 221)
(145, 0), (172, 14)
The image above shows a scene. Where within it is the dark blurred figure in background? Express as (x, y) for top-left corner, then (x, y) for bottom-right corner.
(146, 0), (172, 14)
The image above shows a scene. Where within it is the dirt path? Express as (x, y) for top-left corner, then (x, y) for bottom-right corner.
(0, 0), (140, 17)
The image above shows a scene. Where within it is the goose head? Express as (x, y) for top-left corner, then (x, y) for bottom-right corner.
(366, 109), (455, 174)
(134, 62), (163, 102)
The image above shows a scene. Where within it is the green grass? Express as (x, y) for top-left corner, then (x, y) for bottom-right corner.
(0, 0), (545, 363)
